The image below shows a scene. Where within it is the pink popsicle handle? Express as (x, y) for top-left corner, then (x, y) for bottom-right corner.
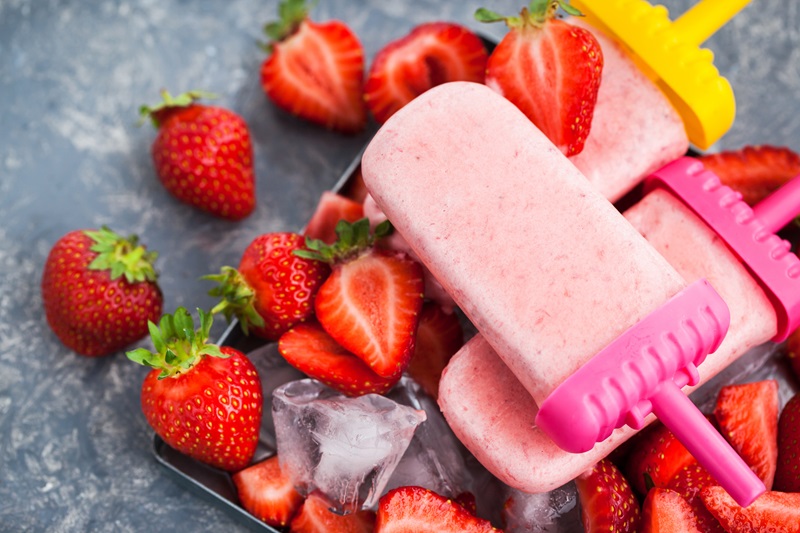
(753, 173), (800, 233)
(650, 379), (765, 506)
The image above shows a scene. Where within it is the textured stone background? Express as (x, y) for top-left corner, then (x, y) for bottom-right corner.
(0, 0), (798, 531)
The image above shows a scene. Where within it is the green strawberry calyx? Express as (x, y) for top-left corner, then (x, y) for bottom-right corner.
(260, 0), (316, 53)
(126, 307), (226, 379)
(204, 267), (266, 336)
(139, 89), (217, 128)
(475, 0), (582, 29)
(85, 226), (158, 284)
(293, 217), (393, 264)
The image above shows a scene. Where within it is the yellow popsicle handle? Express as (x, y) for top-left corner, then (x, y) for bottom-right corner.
(672, 0), (753, 46)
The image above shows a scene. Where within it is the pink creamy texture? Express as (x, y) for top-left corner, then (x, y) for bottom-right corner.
(439, 189), (778, 494)
(361, 81), (685, 406)
(568, 19), (689, 202)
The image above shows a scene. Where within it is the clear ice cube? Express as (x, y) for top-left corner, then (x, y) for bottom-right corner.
(272, 379), (426, 513)
(501, 481), (582, 533)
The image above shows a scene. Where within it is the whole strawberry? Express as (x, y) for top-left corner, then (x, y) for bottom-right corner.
(205, 232), (330, 340)
(126, 307), (262, 471)
(41, 227), (163, 357)
(141, 90), (256, 220)
(774, 392), (800, 492)
(477, 0), (603, 156)
(260, 0), (366, 133)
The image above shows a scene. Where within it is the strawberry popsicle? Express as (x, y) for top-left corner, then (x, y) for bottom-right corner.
(362, 81), (763, 505)
(439, 158), (800, 496)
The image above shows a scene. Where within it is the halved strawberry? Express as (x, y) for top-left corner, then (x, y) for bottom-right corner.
(364, 22), (488, 124)
(375, 486), (499, 532)
(575, 459), (641, 533)
(666, 463), (723, 533)
(232, 455), (304, 528)
(405, 302), (464, 399)
(713, 380), (779, 489)
(297, 219), (425, 380)
(304, 191), (365, 245)
(642, 488), (703, 533)
(696, 145), (800, 206)
(774, 392), (800, 492)
(700, 486), (800, 532)
(290, 491), (376, 533)
(278, 320), (399, 396)
(477, 1), (603, 156)
(260, 0), (366, 133)
(623, 420), (696, 496)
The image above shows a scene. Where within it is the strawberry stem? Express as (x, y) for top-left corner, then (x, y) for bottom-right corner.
(261, 0), (317, 53)
(203, 267), (266, 335)
(475, 0), (582, 28)
(294, 218), (392, 264)
(126, 307), (226, 379)
(85, 226), (158, 284)
(138, 89), (217, 128)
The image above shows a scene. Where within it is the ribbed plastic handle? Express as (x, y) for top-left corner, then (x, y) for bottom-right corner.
(672, 0), (753, 46)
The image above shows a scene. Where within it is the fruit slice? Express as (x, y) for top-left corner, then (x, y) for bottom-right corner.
(642, 488), (703, 533)
(575, 459), (641, 533)
(278, 321), (400, 396)
(364, 22), (488, 124)
(666, 463), (723, 533)
(774, 392), (800, 492)
(701, 486), (800, 533)
(405, 302), (464, 399)
(374, 486), (499, 532)
(623, 420), (696, 495)
(290, 491), (376, 533)
(232, 455), (304, 528)
(713, 380), (779, 488)
(304, 191), (365, 245)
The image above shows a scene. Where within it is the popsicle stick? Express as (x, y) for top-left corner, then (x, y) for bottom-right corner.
(752, 173), (800, 233)
(672, 0), (753, 46)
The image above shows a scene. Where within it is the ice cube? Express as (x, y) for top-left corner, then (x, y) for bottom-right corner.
(272, 379), (426, 513)
(383, 377), (474, 498)
(501, 481), (582, 533)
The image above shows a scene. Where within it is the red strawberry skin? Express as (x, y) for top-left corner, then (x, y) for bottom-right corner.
(232, 455), (304, 528)
(666, 463), (724, 533)
(575, 459), (641, 533)
(485, 18), (603, 156)
(364, 22), (488, 124)
(141, 346), (262, 471)
(239, 232), (330, 340)
(151, 104), (255, 220)
(713, 380), (778, 489)
(701, 486), (800, 533)
(261, 18), (366, 133)
(785, 328), (800, 383)
(623, 420), (696, 495)
(41, 230), (163, 357)
(774, 392), (800, 492)
(405, 302), (464, 399)
(290, 491), (376, 533)
(375, 486), (499, 532)
(696, 145), (800, 206)
(278, 321), (399, 396)
(315, 250), (424, 379)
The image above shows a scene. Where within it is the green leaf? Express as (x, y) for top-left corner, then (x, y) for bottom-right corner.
(475, 7), (507, 23)
(374, 220), (393, 239)
(148, 320), (165, 354)
(199, 345), (226, 359)
(126, 347), (156, 367)
(559, 1), (583, 16)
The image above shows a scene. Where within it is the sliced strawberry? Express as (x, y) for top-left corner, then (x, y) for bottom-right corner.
(278, 321), (399, 396)
(774, 392), (800, 492)
(304, 192), (365, 245)
(696, 145), (800, 206)
(374, 486), (499, 532)
(232, 455), (304, 528)
(666, 463), (724, 533)
(623, 420), (696, 495)
(316, 248), (424, 379)
(289, 491), (375, 533)
(786, 328), (800, 383)
(453, 491), (478, 516)
(713, 380), (779, 489)
(364, 22), (488, 124)
(477, 2), (603, 156)
(700, 486), (800, 533)
(642, 488), (703, 533)
(405, 302), (463, 399)
(575, 459), (641, 533)
(260, 0), (366, 133)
